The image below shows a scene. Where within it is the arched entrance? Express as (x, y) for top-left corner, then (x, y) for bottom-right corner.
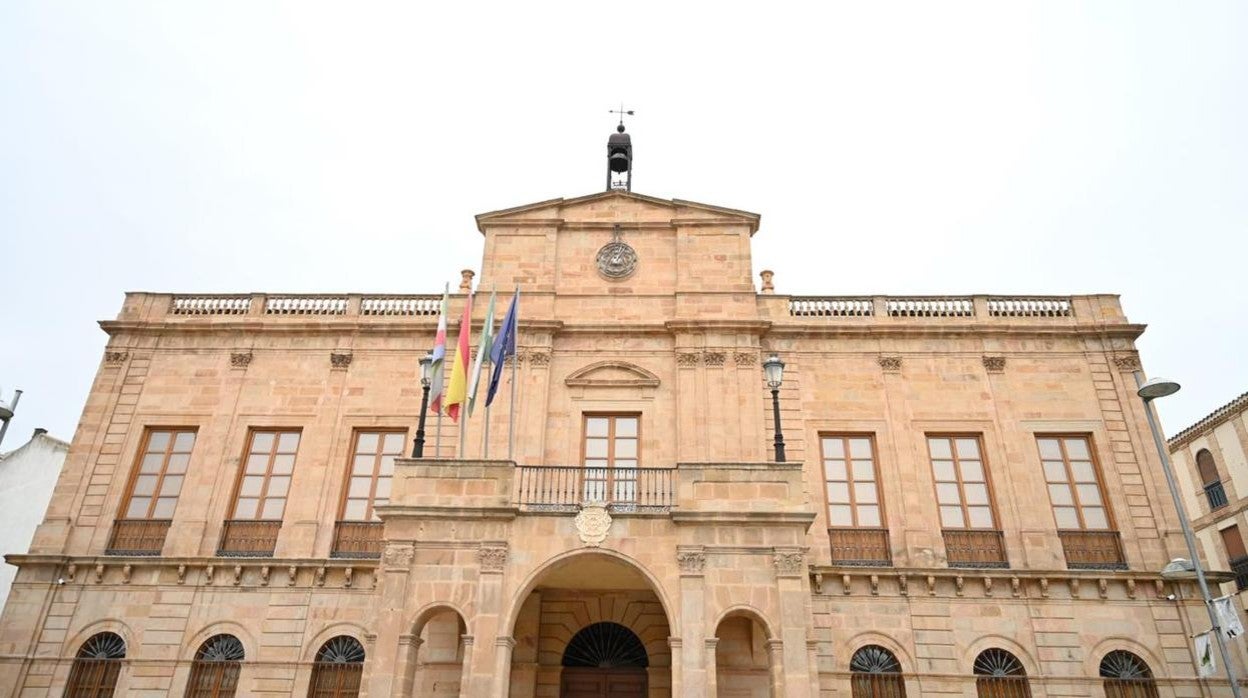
(504, 551), (673, 698)
(560, 622), (649, 697)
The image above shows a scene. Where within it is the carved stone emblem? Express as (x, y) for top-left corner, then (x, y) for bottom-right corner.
(574, 502), (612, 547)
(104, 351), (129, 365)
(877, 355), (903, 373)
(773, 551), (805, 577)
(676, 352), (701, 368)
(330, 352), (353, 369)
(230, 352), (253, 368)
(526, 351), (551, 367)
(734, 352), (758, 367)
(702, 352), (726, 367)
(676, 550), (706, 574)
(596, 226), (638, 279)
(382, 544), (414, 569)
(1113, 354), (1141, 372)
(982, 356), (1006, 373)
(477, 545), (508, 573)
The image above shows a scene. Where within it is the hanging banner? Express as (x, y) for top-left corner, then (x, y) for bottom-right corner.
(1214, 595), (1245, 639)
(1196, 631), (1216, 677)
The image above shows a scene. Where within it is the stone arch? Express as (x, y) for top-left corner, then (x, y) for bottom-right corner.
(501, 547), (678, 638)
(62, 618), (135, 658)
(300, 622), (371, 662)
(843, 632), (915, 673)
(962, 635), (1039, 677)
(565, 360), (661, 389)
(182, 620), (257, 661)
(713, 606), (779, 698)
(411, 601), (471, 638)
(408, 603), (469, 697)
(1084, 637), (1168, 679)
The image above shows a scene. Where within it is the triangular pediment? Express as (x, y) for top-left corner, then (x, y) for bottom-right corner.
(475, 190), (760, 234)
(565, 360), (661, 389)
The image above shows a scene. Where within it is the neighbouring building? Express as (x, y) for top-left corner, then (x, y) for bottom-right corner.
(0, 429), (69, 609)
(1170, 392), (1248, 602)
(0, 127), (1238, 697)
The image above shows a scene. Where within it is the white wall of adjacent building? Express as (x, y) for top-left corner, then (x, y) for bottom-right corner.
(0, 430), (68, 606)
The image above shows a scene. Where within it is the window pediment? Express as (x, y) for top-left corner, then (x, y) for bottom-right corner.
(565, 361), (660, 389)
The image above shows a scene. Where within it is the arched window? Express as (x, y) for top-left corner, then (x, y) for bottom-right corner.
(850, 644), (906, 697)
(185, 634), (244, 698)
(308, 636), (365, 698)
(65, 631), (125, 698)
(1197, 450), (1228, 509)
(1100, 650), (1159, 698)
(973, 648), (1031, 698)
(562, 621), (649, 668)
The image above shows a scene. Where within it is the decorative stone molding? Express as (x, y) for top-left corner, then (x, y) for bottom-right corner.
(66, 564), (77, 583)
(1113, 353), (1141, 372)
(288, 566), (298, 586)
(565, 361), (660, 389)
(344, 567), (354, 588)
(232, 565), (242, 586)
(477, 545), (509, 573)
(459, 269), (475, 293)
(734, 352), (757, 367)
(205, 565), (215, 585)
(676, 352), (701, 368)
(575, 502), (612, 547)
(104, 351), (129, 365)
(121, 565), (132, 584)
(676, 549), (706, 575)
(176, 565), (186, 585)
(982, 355), (1006, 373)
(259, 565), (270, 587)
(330, 352), (353, 370)
(94, 564), (104, 584)
(773, 551), (805, 577)
(383, 543), (414, 570)
(811, 572), (824, 594)
(897, 574), (908, 596)
(877, 355), (903, 373)
(702, 351), (726, 367)
(230, 352), (253, 368)
(525, 351), (551, 367)
(315, 566), (327, 587)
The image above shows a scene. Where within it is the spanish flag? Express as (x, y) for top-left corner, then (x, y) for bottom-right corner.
(444, 288), (474, 422)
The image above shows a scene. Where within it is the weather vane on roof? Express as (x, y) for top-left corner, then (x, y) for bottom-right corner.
(609, 104), (634, 131)
(606, 105), (634, 191)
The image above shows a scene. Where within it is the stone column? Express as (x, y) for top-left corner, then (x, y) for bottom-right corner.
(467, 544), (508, 695)
(806, 639), (822, 696)
(458, 635), (475, 698)
(493, 637), (516, 697)
(373, 542), (415, 698)
(767, 639), (786, 698)
(677, 547), (708, 694)
(704, 637), (719, 698)
(668, 637), (684, 696)
(774, 549), (812, 698)
(391, 635), (422, 698)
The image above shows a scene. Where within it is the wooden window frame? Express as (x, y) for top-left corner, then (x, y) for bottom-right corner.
(926, 434), (1001, 530)
(819, 434), (887, 528)
(119, 427), (198, 520)
(580, 413), (642, 468)
(337, 429), (406, 522)
(1035, 434), (1118, 532)
(226, 429), (302, 522)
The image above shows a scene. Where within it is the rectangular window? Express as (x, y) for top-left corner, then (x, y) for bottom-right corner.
(341, 431), (405, 521)
(583, 414), (639, 503)
(928, 435), (996, 529)
(123, 429), (196, 519)
(231, 430), (300, 520)
(1037, 436), (1111, 530)
(821, 435), (882, 527)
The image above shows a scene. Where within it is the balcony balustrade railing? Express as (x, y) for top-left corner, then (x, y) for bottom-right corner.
(331, 521), (384, 559)
(828, 527), (893, 566)
(943, 529), (1009, 568)
(217, 520), (281, 557)
(105, 519), (171, 556)
(1058, 530), (1127, 570)
(516, 465), (674, 513)
(1204, 481), (1229, 510)
(1231, 556), (1248, 592)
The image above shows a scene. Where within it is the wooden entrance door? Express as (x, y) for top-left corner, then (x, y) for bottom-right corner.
(560, 667), (647, 698)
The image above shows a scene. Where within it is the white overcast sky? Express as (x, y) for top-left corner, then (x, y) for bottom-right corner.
(1, 2), (1245, 445)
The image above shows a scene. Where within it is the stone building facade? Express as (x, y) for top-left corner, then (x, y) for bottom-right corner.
(1170, 392), (1248, 611)
(0, 187), (1234, 696)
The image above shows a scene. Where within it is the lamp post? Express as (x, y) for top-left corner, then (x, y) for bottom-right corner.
(412, 354), (434, 458)
(1138, 377), (1242, 697)
(0, 389), (21, 451)
(762, 353), (786, 463)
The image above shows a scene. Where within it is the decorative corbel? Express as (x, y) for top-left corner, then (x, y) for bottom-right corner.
(205, 564), (215, 585)
(315, 566), (326, 587)
(288, 565), (298, 586)
(842, 574), (852, 595)
(260, 565), (270, 587)
(66, 564), (77, 583)
(955, 575), (964, 597)
(983, 576), (993, 597)
(344, 567), (354, 588)
(870, 574), (880, 596)
(232, 565), (242, 586)
(927, 575), (937, 596)
(812, 572), (824, 595)
(121, 565), (132, 585)
(1098, 578), (1108, 599)
(1011, 576), (1020, 598)
(1127, 579), (1137, 599)
(1068, 577), (1080, 599)
(898, 574), (908, 596)
(1039, 577), (1049, 598)
(94, 564), (105, 584)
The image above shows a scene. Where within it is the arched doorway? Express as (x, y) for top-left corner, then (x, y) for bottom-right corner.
(713, 612), (774, 697)
(412, 607), (468, 696)
(560, 622), (649, 697)
(504, 551), (673, 697)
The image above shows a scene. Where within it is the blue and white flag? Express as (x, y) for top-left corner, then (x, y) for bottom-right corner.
(486, 288), (519, 407)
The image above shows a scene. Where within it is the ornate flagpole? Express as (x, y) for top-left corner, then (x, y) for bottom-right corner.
(507, 289), (520, 461)
(482, 356), (491, 459)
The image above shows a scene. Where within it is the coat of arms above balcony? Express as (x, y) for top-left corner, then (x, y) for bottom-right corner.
(575, 502), (612, 547)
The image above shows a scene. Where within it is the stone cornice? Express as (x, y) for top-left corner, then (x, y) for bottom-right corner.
(1169, 390), (1248, 450)
(670, 511), (817, 527)
(807, 565), (1181, 601)
(374, 506), (518, 521)
(765, 322), (1146, 341)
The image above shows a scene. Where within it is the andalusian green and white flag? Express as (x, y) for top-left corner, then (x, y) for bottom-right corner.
(467, 288), (497, 417)
(1196, 631), (1216, 677)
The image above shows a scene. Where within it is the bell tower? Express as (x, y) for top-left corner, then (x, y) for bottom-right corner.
(606, 109), (634, 191)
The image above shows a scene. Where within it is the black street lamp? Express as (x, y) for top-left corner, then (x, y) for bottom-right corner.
(762, 353), (786, 462)
(412, 353), (434, 458)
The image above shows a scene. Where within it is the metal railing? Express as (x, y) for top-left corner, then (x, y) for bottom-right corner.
(331, 521), (384, 559)
(943, 529), (1009, 568)
(185, 661), (241, 698)
(829, 527), (892, 566)
(1205, 481), (1229, 510)
(105, 519), (172, 556)
(515, 466), (674, 513)
(64, 659), (122, 697)
(1058, 530), (1127, 570)
(850, 673), (907, 697)
(217, 520), (281, 557)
